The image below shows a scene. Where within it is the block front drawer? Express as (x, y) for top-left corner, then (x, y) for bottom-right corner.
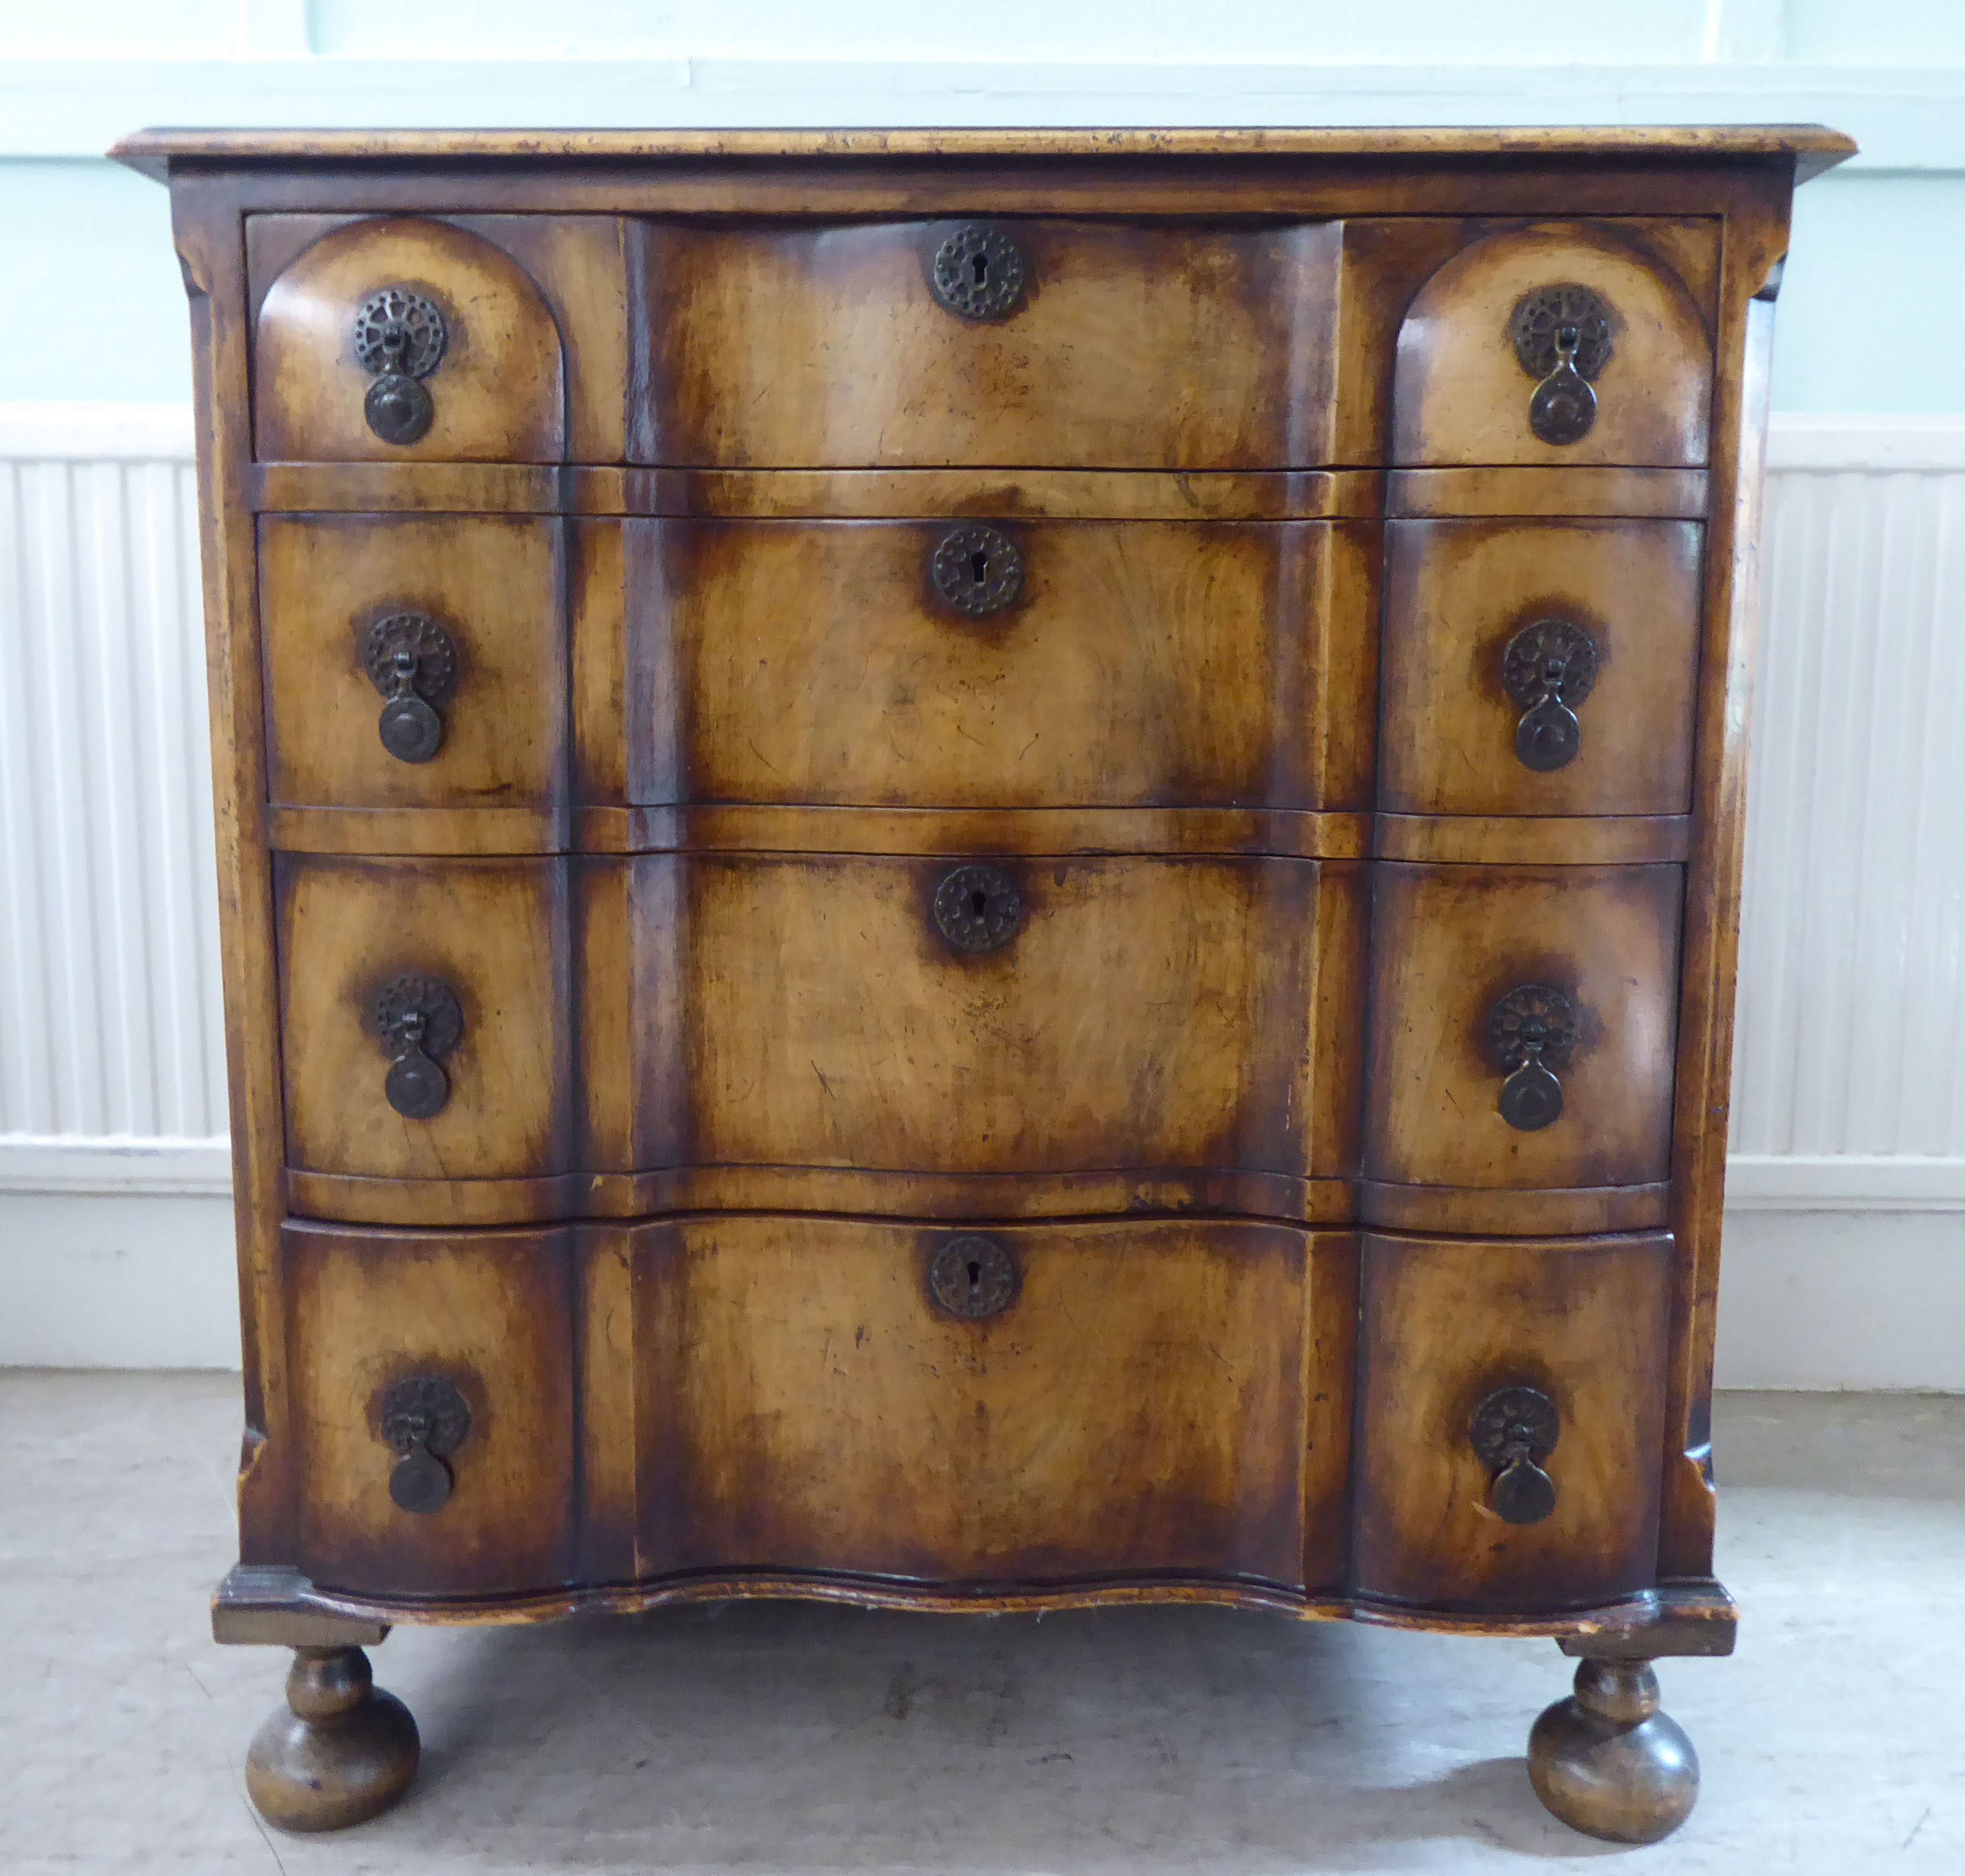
(582, 1215), (1345, 1589)
(1352, 1230), (1671, 1612)
(632, 218), (1341, 469)
(281, 1220), (579, 1598)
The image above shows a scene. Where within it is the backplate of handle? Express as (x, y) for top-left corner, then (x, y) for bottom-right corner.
(379, 1372), (471, 1514)
(1470, 1383), (1560, 1526)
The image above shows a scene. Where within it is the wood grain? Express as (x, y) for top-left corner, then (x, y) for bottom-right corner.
(276, 856), (574, 1182)
(260, 513), (567, 816)
(580, 853), (1352, 1181)
(254, 216), (565, 463)
(282, 1220), (577, 1596)
(1365, 863), (1683, 1192)
(1353, 1230), (1671, 1610)
(579, 517), (1377, 811)
(1379, 519), (1704, 818)
(634, 218), (1341, 469)
(586, 1215), (1331, 1587)
(1393, 221), (1714, 469)
(111, 124), (1858, 185)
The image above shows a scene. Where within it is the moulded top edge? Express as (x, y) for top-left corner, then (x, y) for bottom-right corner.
(108, 124), (1858, 186)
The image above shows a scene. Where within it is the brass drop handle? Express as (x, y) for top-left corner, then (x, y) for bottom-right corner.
(1510, 284), (1613, 447)
(927, 1234), (1018, 1319)
(379, 1374), (471, 1515)
(363, 612), (457, 764)
(1502, 619), (1598, 772)
(929, 223), (1030, 321)
(1471, 1384), (1560, 1526)
(371, 974), (464, 1120)
(1486, 983), (1580, 1132)
(353, 286), (447, 445)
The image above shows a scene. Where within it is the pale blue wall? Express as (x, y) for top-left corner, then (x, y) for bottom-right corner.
(1, 0), (1960, 413)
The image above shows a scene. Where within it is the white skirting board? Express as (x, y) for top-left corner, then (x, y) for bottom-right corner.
(3, 406), (1964, 1379)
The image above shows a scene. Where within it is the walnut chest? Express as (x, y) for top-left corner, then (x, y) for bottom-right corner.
(116, 123), (1853, 1844)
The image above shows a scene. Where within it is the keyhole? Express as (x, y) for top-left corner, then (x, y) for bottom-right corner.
(969, 550), (989, 585)
(969, 889), (988, 921)
(967, 1258), (982, 1293)
(972, 252), (988, 286)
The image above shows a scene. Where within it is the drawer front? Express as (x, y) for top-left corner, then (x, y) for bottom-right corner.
(283, 1220), (577, 1596)
(634, 218), (1339, 468)
(276, 856), (574, 1182)
(577, 517), (1375, 810)
(254, 216), (568, 463)
(1379, 519), (1703, 818)
(583, 853), (1351, 1180)
(584, 1216), (1340, 1587)
(1353, 1230), (1670, 1610)
(1364, 864), (1681, 1192)
(262, 515), (565, 812)
(1393, 222), (1713, 468)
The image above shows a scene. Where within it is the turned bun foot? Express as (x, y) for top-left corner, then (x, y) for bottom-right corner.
(244, 1646), (419, 1832)
(1528, 1656), (1698, 1845)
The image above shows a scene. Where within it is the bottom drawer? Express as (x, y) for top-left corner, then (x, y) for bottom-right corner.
(282, 1220), (578, 1597)
(583, 1216), (1351, 1590)
(1351, 1230), (1671, 1612)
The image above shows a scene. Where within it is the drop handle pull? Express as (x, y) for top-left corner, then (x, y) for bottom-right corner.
(363, 612), (457, 764)
(353, 286), (447, 445)
(1510, 284), (1614, 447)
(1471, 1385), (1560, 1526)
(1502, 619), (1598, 772)
(1486, 983), (1580, 1132)
(371, 974), (464, 1120)
(379, 1374), (471, 1515)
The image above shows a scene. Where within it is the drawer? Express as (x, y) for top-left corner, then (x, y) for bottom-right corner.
(253, 216), (573, 463)
(1363, 863), (1680, 1196)
(282, 1220), (577, 1596)
(1393, 221), (1713, 468)
(261, 515), (566, 814)
(582, 853), (1357, 1183)
(582, 1216), (1347, 1588)
(1379, 519), (1703, 817)
(633, 218), (1339, 468)
(1353, 1230), (1671, 1610)
(574, 517), (1377, 810)
(276, 856), (575, 1184)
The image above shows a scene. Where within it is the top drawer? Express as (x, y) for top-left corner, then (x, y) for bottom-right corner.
(1393, 222), (1714, 469)
(633, 218), (1339, 469)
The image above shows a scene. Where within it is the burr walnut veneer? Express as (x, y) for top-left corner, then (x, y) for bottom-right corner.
(116, 123), (1852, 1844)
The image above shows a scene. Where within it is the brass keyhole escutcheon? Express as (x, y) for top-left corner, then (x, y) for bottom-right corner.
(927, 1235), (1018, 1320)
(931, 863), (1022, 954)
(929, 224), (1029, 321)
(931, 523), (1023, 617)
(1470, 1384), (1561, 1525)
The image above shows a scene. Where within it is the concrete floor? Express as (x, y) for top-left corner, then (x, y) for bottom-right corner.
(1, 1375), (1958, 1874)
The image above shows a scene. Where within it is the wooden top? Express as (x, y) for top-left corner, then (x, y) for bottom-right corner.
(110, 124), (1857, 186)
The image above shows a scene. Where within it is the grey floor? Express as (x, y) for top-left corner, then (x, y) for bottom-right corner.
(2, 1375), (1960, 1874)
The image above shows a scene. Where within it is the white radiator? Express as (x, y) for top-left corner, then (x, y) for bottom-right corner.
(2, 405), (1961, 1375)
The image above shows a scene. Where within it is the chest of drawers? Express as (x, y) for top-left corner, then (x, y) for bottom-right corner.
(116, 123), (1852, 1845)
